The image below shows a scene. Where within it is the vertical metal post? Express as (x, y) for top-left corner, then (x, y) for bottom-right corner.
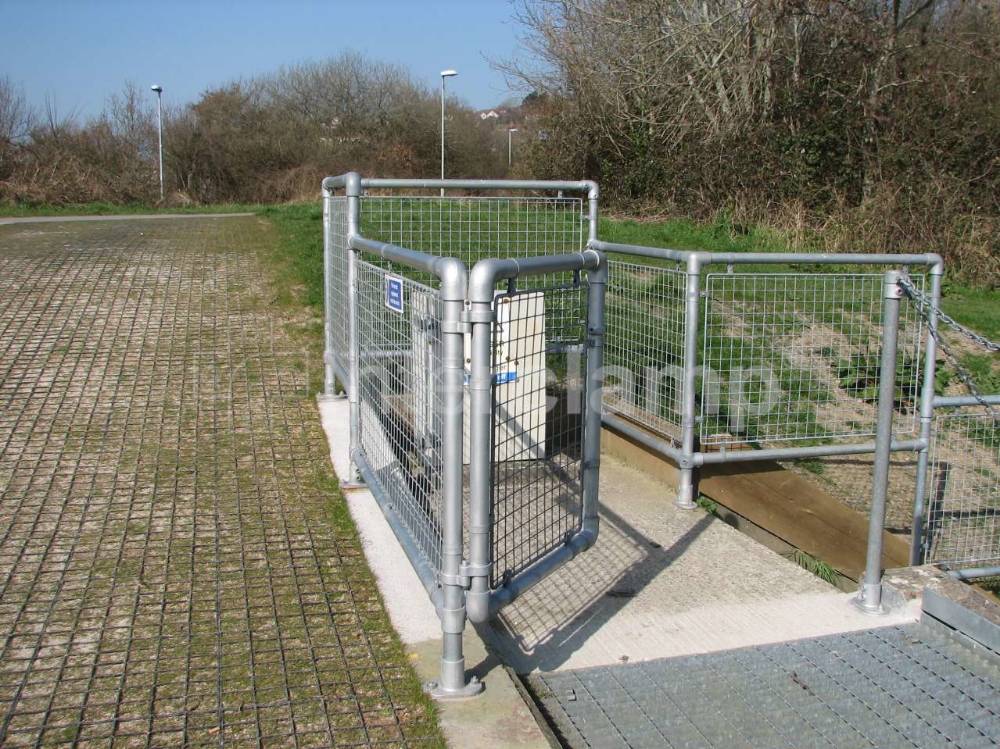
(432, 262), (482, 698)
(319, 189), (337, 399)
(463, 282), (495, 627)
(910, 266), (943, 566)
(440, 75), (446, 198)
(582, 183), (604, 538)
(586, 183), (599, 247)
(154, 87), (164, 201)
(581, 256), (607, 543)
(346, 179), (364, 485)
(856, 269), (904, 615)
(676, 255), (702, 509)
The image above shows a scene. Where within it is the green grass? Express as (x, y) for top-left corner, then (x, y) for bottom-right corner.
(600, 213), (795, 255)
(940, 284), (1000, 341)
(257, 203), (326, 309)
(782, 549), (840, 586)
(937, 285), (1000, 393)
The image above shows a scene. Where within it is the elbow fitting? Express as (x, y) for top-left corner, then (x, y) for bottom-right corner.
(464, 589), (493, 624)
(433, 257), (468, 301)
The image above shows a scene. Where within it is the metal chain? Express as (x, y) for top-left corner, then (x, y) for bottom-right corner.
(898, 276), (999, 412)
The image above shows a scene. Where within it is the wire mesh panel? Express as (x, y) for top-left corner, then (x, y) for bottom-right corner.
(359, 196), (585, 288)
(355, 260), (444, 573)
(603, 260), (687, 442)
(923, 409), (1000, 568)
(326, 195), (350, 379)
(489, 281), (589, 588)
(701, 273), (925, 447)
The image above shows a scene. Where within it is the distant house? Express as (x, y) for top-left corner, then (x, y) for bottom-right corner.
(479, 110), (500, 121)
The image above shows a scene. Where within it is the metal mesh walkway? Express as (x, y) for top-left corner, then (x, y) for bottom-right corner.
(529, 623), (1000, 749)
(0, 218), (439, 747)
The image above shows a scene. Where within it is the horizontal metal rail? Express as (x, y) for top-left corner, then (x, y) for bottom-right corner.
(350, 235), (466, 281)
(933, 395), (1000, 408)
(603, 413), (925, 466)
(945, 566), (1000, 580)
(592, 240), (944, 271)
(352, 177), (599, 199)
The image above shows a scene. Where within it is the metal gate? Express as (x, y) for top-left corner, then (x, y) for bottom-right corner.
(319, 174), (605, 698)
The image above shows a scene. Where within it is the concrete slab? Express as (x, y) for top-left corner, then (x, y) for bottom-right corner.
(318, 399), (551, 749)
(481, 453), (919, 673)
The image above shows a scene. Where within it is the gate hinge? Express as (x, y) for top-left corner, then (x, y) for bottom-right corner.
(462, 307), (497, 325)
(440, 319), (471, 335)
(439, 572), (471, 588)
(459, 560), (491, 583)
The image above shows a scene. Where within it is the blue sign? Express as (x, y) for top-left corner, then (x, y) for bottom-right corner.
(462, 371), (518, 386)
(385, 275), (404, 314)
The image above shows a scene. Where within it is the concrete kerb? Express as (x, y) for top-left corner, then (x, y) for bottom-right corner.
(318, 398), (551, 749)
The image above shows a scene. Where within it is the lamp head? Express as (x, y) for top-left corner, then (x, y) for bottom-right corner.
(150, 84), (163, 94)
(440, 69), (458, 78)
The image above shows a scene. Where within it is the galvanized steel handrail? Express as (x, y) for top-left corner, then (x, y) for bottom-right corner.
(321, 171), (999, 693)
(596, 238), (947, 612)
(319, 173), (607, 698)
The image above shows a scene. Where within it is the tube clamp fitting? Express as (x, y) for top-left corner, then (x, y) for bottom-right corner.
(462, 307), (496, 324)
(459, 561), (491, 579)
(438, 605), (467, 634)
(440, 320), (471, 335)
(439, 573), (471, 589)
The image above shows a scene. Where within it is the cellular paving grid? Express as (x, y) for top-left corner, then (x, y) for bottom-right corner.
(529, 623), (1000, 749)
(0, 217), (440, 747)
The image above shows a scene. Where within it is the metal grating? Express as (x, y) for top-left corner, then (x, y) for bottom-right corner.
(490, 283), (588, 588)
(701, 273), (925, 447)
(529, 624), (1000, 749)
(355, 260), (445, 574)
(923, 408), (1000, 568)
(603, 260), (687, 442)
(0, 218), (439, 748)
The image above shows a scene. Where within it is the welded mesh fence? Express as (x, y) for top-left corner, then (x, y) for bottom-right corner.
(603, 260), (687, 442)
(700, 273), (925, 447)
(489, 282), (589, 588)
(923, 409), (1000, 568)
(326, 196), (350, 380)
(359, 196), (585, 288)
(356, 260), (444, 573)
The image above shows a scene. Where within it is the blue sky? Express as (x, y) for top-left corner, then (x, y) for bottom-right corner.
(1, 0), (525, 120)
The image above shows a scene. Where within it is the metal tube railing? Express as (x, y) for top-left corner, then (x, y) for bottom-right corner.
(321, 173), (610, 698)
(592, 240), (944, 269)
(855, 270), (904, 614)
(910, 269), (944, 565)
(321, 171), (997, 697)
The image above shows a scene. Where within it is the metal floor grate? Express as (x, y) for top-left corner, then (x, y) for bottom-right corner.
(529, 624), (1000, 749)
(0, 218), (439, 747)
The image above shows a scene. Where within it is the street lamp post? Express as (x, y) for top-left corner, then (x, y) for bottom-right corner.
(439, 69), (457, 198)
(508, 127), (519, 167)
(150, 84), (164, 201)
